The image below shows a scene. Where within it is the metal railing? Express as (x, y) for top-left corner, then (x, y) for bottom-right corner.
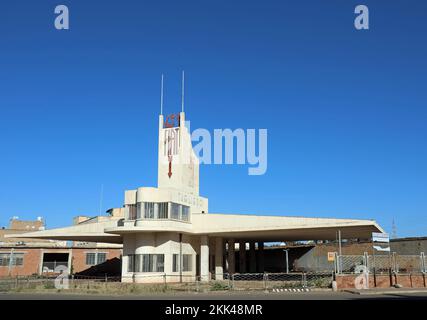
(230, 272), (332, 290)
(0, 272), (333, 293)
(336, 252), (427, 274)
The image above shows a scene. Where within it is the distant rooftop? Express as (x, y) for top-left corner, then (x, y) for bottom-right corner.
(9, 217), (44, 231)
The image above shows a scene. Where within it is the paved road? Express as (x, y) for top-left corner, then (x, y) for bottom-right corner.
(1, 291), (427, 300)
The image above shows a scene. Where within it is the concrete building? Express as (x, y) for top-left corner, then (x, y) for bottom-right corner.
(10, 111), (383, 282)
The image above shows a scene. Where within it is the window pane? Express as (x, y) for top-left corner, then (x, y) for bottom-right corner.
(137, 254), (165, 272)
(86, 253), (96, 265)
(128, 255), (134, 272)
(183, 254), (192, 272)
(172, 254), (178, 272)
(137, 202), (142, 219)
(142, 254), (149, 272)
(159, 202), (168, 219)
(144, 203), (155, 219)
(0, 254), (10, 266)
(156, 254), (164, 272)
(135, 255), (141, 272)
(97, 253), (107, 264)
(12, 254), (24, 266)
(182, 205), (190, 221)
(170, 203), (180, 220)
(128, 204), (137, 220)
(154, 203), (159, 219)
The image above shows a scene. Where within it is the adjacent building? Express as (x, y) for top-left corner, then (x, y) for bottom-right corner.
(0, 216), (122, 277)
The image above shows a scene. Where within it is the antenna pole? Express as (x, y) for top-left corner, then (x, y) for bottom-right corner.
(99, 184), (104, 216)
(160, 74), (164, 115)
(181, 70), (185, 113)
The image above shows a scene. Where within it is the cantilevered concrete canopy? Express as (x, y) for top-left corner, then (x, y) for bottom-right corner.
(7, 219), (123, 244)
(190, 213), (384, 241)
(12, 212), (383, 245)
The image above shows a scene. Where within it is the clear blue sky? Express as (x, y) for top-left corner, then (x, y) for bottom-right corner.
(0, 1), (426, 237)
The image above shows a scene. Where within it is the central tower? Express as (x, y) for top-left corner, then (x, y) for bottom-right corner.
(157, 112), (200, 195)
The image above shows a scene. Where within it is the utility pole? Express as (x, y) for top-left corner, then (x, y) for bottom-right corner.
(391, 219), (397, 239)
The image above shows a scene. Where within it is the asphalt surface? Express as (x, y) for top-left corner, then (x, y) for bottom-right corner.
(1, 290), (427, 300)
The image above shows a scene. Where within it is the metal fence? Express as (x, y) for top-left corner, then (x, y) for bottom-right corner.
(394, 254), (423, 273)
(367, 255), (393, 274)
(0, 272), (333, 293)
(230, 272), (332, 290)
(336, 255), (366, 273)
(0, 274), (122, 291)
(336, 252), (426, 274)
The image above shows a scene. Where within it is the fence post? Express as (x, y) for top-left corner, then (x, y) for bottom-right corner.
(392, 252), (398, 274)
(421, 252), (425, 273)
(263, 273), (268, 291)
(334, 252), (339, 274)
(231, 274), (235, 290)
(363, 252), (369, 273)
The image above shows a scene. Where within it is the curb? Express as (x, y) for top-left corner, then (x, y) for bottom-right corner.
(271, 288), (311, 293)
(344, 289), (427, 295)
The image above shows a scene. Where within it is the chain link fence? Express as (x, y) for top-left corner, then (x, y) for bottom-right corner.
(336, 255), (366, 273)
(336, 252), (426, 274)
(394, 254), (423, 273)
(367, 255), (393, 274)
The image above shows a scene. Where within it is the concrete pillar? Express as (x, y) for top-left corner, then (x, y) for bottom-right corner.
(200, 235), (209, 281)
(257, 242), (264, 272)
(39, 249), (44, 275)
(239, 240), (247, 273)
(215, 237), (223, 280)
(249, 241), (256, 273)
(67, 249), (73, 274)
(228, 239), (235, 274)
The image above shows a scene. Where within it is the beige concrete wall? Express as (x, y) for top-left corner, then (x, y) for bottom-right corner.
(121, 232), (201, 283)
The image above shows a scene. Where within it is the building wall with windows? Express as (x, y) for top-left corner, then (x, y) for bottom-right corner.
(0, 247), (122, 277)
(70, 248), (122, 275)
(0, 249), (40, 277)
(121, 232), (199, 283)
